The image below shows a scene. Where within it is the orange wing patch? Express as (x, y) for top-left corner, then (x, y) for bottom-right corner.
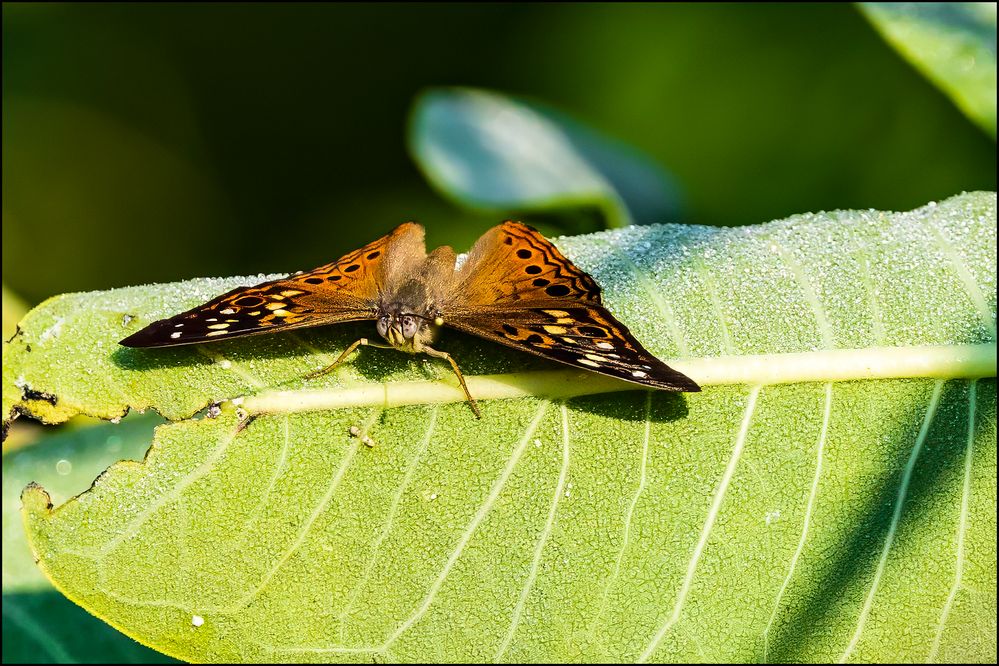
(121, 223), (425, 347)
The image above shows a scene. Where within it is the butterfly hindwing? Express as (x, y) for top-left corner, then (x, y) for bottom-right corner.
(448, 306), (700, 391)
(445, 221), (699, 391)
(120, 222), (426, 347)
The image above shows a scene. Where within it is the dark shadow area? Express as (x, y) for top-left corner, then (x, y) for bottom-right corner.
(768, 379), (995, 662)
(2, 591), (178, 664)
(568, 388), (690, 423)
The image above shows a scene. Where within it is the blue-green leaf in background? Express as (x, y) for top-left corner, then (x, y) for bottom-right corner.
(861, 2), (997, 138)
(409, 87), (682, 229)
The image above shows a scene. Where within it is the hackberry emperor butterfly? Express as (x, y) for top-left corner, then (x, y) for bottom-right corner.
(120, 221), (700, 416)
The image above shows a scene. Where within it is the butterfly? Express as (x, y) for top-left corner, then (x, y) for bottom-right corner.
(120, 221), (700, 416)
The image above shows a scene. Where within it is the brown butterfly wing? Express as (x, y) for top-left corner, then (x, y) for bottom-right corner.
(444, 221), (700, 391)
(121, 222), (426, 347)
(453, 220), (603, 307)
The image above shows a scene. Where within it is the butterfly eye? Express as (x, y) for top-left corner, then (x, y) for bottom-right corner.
(377, 316), (390, 338)
(401, 315), (418, 339)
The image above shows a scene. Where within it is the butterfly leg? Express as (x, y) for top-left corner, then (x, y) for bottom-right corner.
(423, 346), (481, 418)
(304, 338), (392, 379)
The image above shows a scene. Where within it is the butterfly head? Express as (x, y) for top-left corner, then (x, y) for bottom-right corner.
(375, 305), (440, 352)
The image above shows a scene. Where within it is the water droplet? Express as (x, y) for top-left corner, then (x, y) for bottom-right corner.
(192, 615), (205, 627)
(56, 460), (72, 475)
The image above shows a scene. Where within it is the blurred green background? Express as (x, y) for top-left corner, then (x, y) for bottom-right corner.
(2, 4), (996, 663)
(3, 2), (995, 307)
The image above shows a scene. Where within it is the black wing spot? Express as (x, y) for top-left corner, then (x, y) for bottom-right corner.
(504, 236), (514, 245)
(525, 265), (542, 274)
(304, 277), (324, 285)
(517, 249), (532, 259)
(234, 296), (264, 306)
(367, 251), (381, 260)
(545, 284), (571, 297)
(344, 264), (360, 273)
(327, 275), (341, 281)
(525, 334), (544, 344)
(579, 325), (606, 337)
(502, 324), (518, 335)
(533, 278), (550, 287)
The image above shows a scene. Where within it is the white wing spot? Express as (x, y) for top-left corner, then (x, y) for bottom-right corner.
(579, 358), (600, 367)
(207, 330), (229, 337)
(632, 370), (648, 378)
(220, 308), (236, 315)
(208, 324), (229, 330)
(170, 332), (182, 339)
(596, 342), (614, 350)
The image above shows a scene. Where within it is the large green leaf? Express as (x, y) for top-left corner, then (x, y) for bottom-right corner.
(5, 192), (997, 662)
(861, 2), (997, 138)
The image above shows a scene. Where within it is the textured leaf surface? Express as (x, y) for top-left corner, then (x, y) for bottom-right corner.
(409, 87), (680, 228)
(7, 192), (998, 662)
(862, 2), (997, 137)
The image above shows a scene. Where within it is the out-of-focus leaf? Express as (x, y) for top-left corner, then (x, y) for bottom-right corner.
(2, 416), (176, 663)
(409, 87), (681, 229)
(861, 2), (997, 137)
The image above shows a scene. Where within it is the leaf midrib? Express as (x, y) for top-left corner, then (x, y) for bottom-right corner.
(241, 343), (997, 416)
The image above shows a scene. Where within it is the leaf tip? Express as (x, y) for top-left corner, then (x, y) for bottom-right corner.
(20, 481), (53, 516)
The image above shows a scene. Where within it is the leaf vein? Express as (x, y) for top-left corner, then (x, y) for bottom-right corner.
(838, 380), (944, 663)
(606, 240), (690, 357)
(638, 385), (761, 662)
(338, 407), (440, 628)
(927, 379), (977, 663)
(494, 403), (571, 661)
(231, 425), (363, 610)
(762, 382), (833, 660)
(589, 392), (652, 637)
(381, 401), (549, 651)
(925, 222), (996, 338)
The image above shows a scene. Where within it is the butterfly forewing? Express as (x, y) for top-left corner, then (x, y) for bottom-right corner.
(454, 221), (602, 306)
(121, 222), (426, 347)
(445, 221), (700, 391)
